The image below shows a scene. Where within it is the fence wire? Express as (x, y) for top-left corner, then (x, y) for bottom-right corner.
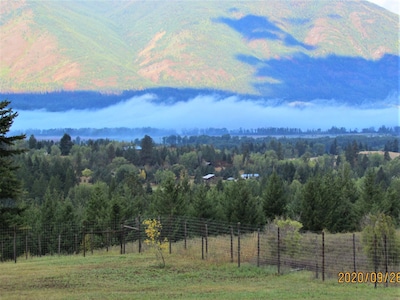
(1, 216), (399, 285)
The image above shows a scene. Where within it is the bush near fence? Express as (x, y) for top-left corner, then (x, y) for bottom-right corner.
(1, 216), (399, 285)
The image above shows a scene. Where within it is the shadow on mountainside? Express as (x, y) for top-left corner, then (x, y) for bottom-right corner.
(215, 14), (315, 50)
(237, 53), (399, 104)
(216, 14), (398, 103)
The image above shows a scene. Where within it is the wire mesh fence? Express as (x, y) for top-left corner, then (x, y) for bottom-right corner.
(1, 216), (399, 286)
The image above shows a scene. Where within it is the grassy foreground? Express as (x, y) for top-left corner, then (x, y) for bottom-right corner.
(0, 251), (398, 300)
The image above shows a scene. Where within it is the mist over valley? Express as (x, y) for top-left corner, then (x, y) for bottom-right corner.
(9, 92), (399, 136)
(1, 1), (399, 136)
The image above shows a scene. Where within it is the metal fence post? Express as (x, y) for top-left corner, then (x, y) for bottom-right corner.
(120, 224), (123, 255)
(38, 234), (41, 257)
(257, 228), (260, 267)
(353, 233), (356, 272)
(13, 226), (16, 264)
(201, 236), (204, 260)
(58, 234), (61, 255)
(184, 220), (187, 250)
(205, 223), (208, 258)
(374, 234), (377, 289)
(74, 233), (78, 254)
(25, 232), (28, 260)
(315, 235), (318, 279)
(91, 229), (94, 255)
(322, 232), (325, 282)
(384, 234), (388, 287)
(277, 227), (280, 275)
(237, 222), (241, 268)
(230, 226), (233, 263)
(83, 227), (86, 257)
(138, 215), (142, 253)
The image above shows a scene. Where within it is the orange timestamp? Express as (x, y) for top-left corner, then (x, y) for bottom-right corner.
(338, 272), (400, 284)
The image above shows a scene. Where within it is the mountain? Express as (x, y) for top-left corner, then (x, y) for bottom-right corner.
(0, 0), (398, 105)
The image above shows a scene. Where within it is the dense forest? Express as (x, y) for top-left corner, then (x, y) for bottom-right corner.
(3, 128), (400, 235)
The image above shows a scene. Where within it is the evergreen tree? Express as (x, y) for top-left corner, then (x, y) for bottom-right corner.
(60, 133), (73, 155)
(40, 188), (62, 254)
(191, 184), (215, 219)
(152, 174), (187, 217)
(86, 182), (110, 231)
(324, 170), (358, 232)
(28, 134), (37, 149)
(140, 135), (154, 165)
(382, 178), (400, 224)
(329, 138), (338, 155)
(263, 171), (287, 221)
(300, 176), (324, 231)
(393, 138), (399, 152)
(0, 101), (26, 228)
(225, 180), (264, 226)
(0, 100), (26, 201)
(56, 199), (77, 254)
(360, 168), (385, 215)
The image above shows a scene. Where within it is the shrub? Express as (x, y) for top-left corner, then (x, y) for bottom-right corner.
(361, 213), (400, 267)
(143, 219), (168, 267)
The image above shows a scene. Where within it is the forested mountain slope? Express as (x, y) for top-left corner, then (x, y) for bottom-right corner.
(0, 0), (398, 104)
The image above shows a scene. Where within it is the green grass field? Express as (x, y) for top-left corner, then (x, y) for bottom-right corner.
(1, 250), (398, 300)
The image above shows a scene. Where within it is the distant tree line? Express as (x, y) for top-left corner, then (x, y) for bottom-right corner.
(10, 125), (400, 142)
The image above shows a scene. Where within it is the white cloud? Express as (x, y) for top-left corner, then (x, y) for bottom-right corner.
(367, 0), (399, 14)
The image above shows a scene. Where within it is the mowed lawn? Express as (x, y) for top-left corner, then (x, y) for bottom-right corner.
(0, 251), (398, 300)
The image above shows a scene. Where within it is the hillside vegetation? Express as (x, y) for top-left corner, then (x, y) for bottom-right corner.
(2, 133), (399, 241)
(0, 0), (398, 101)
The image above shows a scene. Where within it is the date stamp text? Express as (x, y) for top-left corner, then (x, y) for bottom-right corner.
(338, 272), (400, 284)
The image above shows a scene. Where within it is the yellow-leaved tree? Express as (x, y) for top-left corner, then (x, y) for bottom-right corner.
(143, 219), (168, 267)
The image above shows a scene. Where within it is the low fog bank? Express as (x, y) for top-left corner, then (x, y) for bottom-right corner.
(12, 94), (399, 133)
